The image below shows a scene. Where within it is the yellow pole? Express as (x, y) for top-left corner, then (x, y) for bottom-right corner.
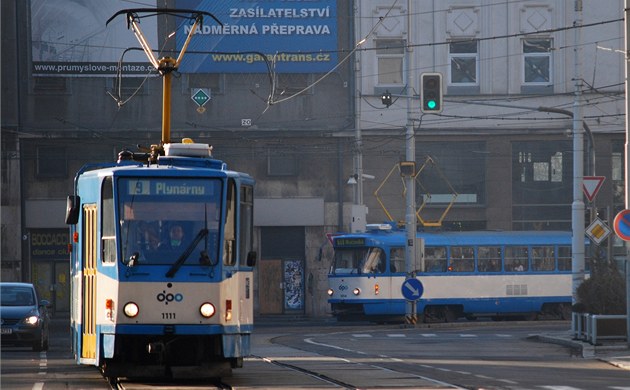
(160, 57), (176, 145)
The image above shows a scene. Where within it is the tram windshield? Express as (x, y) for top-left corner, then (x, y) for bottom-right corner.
(331, 247), (385, 274)
(117, 178), (222, 266)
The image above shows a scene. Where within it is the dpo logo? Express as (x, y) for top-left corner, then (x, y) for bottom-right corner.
(156, 283), (184, 305)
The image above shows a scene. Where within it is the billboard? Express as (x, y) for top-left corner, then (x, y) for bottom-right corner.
(30, 0), (158, 77)
(175, 0), (338, 73)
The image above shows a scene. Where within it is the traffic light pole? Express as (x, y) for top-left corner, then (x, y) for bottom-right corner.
(404, 0), (417, 324)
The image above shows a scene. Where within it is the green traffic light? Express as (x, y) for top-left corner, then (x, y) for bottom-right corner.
(427, 100), (437, 110)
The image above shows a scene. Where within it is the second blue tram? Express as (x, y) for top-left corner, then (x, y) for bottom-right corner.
(327, 225), (584, 322)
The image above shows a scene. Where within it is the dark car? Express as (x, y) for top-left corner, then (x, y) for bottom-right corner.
(0, 282), (50, 351)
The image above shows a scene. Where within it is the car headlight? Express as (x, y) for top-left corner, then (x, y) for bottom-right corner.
(123, 302), (139, 318)
(199, 302), (216, 318)
(327, 288), (334, 296)
(22, 315), (39, 326)
(353, 288), (361, 296)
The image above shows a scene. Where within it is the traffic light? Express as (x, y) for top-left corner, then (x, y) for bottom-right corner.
(421, 73), (442, 113)
(381, 90), (392, 107)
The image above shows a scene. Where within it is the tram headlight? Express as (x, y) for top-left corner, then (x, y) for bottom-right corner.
(327, 288), (334, 296)
(123, 302), (139, 318)
(199, 302), (216, 318)
(353, 288), (361, 296)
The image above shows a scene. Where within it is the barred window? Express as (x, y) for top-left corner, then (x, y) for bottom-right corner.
(449, 41), (478, 85)
(375, 39), (404, 85)
(523, 38), (552, 84)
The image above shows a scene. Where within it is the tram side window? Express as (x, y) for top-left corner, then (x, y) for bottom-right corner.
(361, 247), (385, 273)
(425, 247), (447, 272)
(557, 246), (571, 271)
(239, 185), (254, 266)
(532, 246), (555, 271)
(505, 246), (528, 271)
(390, 247), (405, 273)
(449, 246), (475, 272)
(223, 179), (236, 266)
(101, 177), (116, 264)
(478, 246), (501, 272)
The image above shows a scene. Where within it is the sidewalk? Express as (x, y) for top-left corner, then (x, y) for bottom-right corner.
(534, 331), (630, 370)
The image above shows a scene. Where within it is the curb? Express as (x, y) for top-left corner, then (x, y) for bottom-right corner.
(533, 333), (630, 370)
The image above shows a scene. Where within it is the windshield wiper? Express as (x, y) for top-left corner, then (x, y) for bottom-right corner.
(166, 228), (209, 278)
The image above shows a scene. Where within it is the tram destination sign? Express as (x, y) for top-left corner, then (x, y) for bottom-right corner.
(335, 238), (365, 247)
(126, 179), (213, 196)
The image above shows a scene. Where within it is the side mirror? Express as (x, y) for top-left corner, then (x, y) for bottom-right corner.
(246, 251), (257, 267)
(65, 195), (80, 225)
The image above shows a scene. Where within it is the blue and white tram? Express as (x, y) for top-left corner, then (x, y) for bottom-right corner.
(327, 225), (583, 322)
(65, 142), (256, 379)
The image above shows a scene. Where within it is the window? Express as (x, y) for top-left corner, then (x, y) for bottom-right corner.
(558, 246), (571, 271)
(390, 247), (405, 273)
(505, 246), (528, 271)
(101, 177), (116, 264)
(612, 141), (625, 205)
(425, 247), (447, 272)
(512, 141), (572, 230)
(531, 246), (555, 271)
(224, 179), (237, 266)
(532, 152), (562, 182)
(523, 38), (552, 84)
(361, 247), (385, 273)
(449, 246), (475, 272)
(375, 39), (404, 85)
(239, 185), (254, 266)
(478, 246), (501, 272)
(449, 41), (478, 85)
(416, 142), (486, 205)
(117, 178), (223, 266)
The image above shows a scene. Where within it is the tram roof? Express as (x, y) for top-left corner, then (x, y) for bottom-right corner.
(333, 229), (574, 247)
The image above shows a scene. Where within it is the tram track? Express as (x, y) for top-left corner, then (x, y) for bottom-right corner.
(256, 354), (358, 389)
(108, 353), (411, 389)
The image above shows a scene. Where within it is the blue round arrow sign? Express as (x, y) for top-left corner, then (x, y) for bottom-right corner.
(401, 278), (424, 301)
(613, 209), (630, 241)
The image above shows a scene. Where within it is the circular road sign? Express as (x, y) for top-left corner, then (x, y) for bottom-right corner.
(613, 209), (630, 241)
(401, 278), (424, 301)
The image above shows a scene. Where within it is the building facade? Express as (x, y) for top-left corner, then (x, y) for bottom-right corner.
(1, 0), (626, 317)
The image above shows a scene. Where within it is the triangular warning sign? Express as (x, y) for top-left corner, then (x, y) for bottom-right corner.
(583, 176), (605, 202)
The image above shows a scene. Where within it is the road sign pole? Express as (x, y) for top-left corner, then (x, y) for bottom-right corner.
(625, 0), (630, 347)
(404, 0), (417, 325)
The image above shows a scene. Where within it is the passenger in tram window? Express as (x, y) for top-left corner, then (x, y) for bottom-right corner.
(513, 260), (526, 272)
(478, 247), (501, 272)
(479, 258), (501, 272)
(162, 223), (186, 250)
